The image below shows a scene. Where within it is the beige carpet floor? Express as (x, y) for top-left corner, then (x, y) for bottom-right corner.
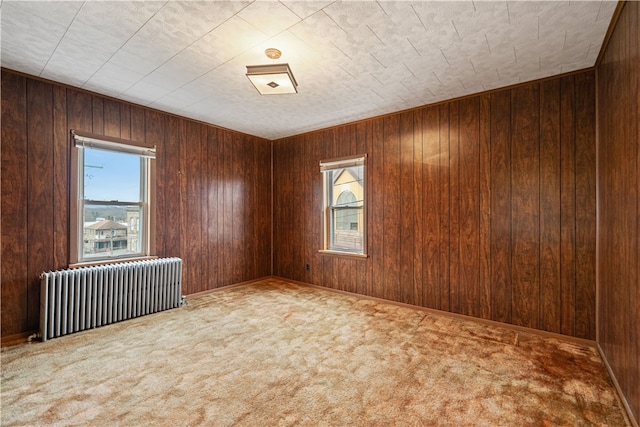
(1, 278), (630, 426)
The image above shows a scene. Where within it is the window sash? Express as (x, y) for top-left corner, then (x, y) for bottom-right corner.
(320, 154), (367, 256)
(70, 130), (156, 265)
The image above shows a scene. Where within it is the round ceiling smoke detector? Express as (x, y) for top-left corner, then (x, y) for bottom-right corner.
(264, 48), (282, 60)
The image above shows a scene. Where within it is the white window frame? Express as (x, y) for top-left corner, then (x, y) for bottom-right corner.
(69, 130), (156, 266)
(320, 154), (367, 258)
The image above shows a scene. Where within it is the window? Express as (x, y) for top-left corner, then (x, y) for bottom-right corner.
(70, 131), (156, 265)
(320, 155), (366, 256)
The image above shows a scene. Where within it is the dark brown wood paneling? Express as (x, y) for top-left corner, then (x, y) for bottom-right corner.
(130, 106), (145, 143)
(1, 69), (272, 338)
(438, 104), (451, 312)
(305, 132), (323, 286)
(68, 89), (93, 132)
(52, 86), (68, 270)
(371, 118), (385, 300)
(596, 1), (640, 424)
(104, 98), (121, 138)
(120, 104), (131, 140)
(382, 115), (401, 302)
(26, 79), (55, 332)
(356, 120), (374, 296)
(256, 140), (272, 278)
(243, 138), (256, 282)
(291, 131), (304, 284)
(165, 113), (184, 256)
(220, 127), (233, 287)
(411, 112), (423, 306)
(560, 76), (576, 337)
(422, 106), (440, 309)
(1, 72), (28, 336)
(400, 111), (415, 305)
(490, 90), (512, 324)
(321, 129), (336, 291)
(458, 97), (480, 318)
(539, 78), (562, 334)
(510, 84), (540, 330)
(185, 121), (203, 294)
(478, 94), (491, 321)
(273, 137), (293, 281)
(92, 95), (104, 134)
(574, 71), (596, 340)
(449, 102), (460, 314)
(206, 126), (220, 289)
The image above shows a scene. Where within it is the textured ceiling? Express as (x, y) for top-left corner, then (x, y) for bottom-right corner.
(1, 1), (617, 140)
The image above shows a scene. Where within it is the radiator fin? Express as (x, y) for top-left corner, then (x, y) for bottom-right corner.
(40, 258), (182, 341)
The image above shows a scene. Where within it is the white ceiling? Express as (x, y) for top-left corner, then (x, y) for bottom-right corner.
(1, 1), (617, 140)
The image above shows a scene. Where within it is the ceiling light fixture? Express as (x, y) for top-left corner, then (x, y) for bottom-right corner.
(246, 48), (298, 95)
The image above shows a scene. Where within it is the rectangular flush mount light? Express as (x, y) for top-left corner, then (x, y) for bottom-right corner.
(246, 63), (298, 95)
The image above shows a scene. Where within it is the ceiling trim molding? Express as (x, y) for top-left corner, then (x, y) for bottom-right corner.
(0, 66), (272, 143)
(272, 67), (597, 143)
(3, 65), (596, 143)
(595, 1), (627, 68)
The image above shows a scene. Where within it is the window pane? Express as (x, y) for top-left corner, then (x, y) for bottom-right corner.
(332, 208), (363, 251)
(326, 164), (365, 253)
(84, 147), (142, 202)
(83, 204), (143, 259)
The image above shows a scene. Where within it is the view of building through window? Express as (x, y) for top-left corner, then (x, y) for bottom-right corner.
(330, 169), (364, 251)
(321, 155), (366, 255)
(81, 147), (145, 260)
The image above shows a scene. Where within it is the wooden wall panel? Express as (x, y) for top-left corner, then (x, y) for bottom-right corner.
(26, 79), (55, 332)
(422, 106), (440, 309)
(383, 115), (401, 302)
(205, 127), (220, 289)
(52, 85), (68, 270)
(448, 102), (460, 314)
(371, 118), (385, 300)
(510, 84), (540, 330)
(92, 95), (104, 134)
(357, 120), (374, 297)
(185, 121), (203, 295)
(596, 1), (640, 424)
(411, 112), (423, 306)
(573, 72), (596, 341)
(539, 79), (562, 334)
(103, 99), (120, 138)
(273, 71), (597, 340)
(489, 90), (512, 324)
(0, 69), (272, 337)
(560, 76), (577, 337)
(302, 133), (320, 286)
(438, 104), (451, 312)
(1, 72), (28, 335)
(120, 104), (131, 140)
(400, 111), (415, 305)
(478, 95), (491, 321)
(458, 97), (480, 318)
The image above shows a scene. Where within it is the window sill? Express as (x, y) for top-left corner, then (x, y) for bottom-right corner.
(69, 255), (158, 269)
(319, 250), (368, 259)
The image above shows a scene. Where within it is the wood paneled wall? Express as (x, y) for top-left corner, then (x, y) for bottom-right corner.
(1, 70), (272, 337)
(596, 1), (640, 424)
(273, 71), (597, 340)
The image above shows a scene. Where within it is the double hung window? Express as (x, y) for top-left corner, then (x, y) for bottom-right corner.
(320, 155), (367, 256)
(70, 131), (155, 264)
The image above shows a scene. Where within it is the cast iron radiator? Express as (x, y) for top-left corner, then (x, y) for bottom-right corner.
(39, 257), (183, 341)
